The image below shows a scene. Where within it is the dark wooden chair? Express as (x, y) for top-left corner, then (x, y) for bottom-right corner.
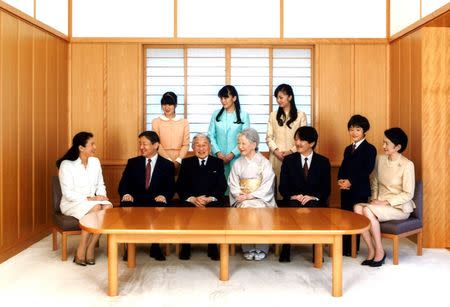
(51, 176), (81, 261)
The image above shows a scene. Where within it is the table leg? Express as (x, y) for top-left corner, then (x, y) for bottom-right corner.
(127, 243), (136, 268)
(314, 244), (323, 268)
(220, 244), (229, 281)
(351, 235), (357, 258)
(108, 234), (118, 296)
(332, 236), (343, 297)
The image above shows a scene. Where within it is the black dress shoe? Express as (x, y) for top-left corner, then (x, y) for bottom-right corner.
(361, 258), (374, 266)
(207, 244), (220, 261)
(73, 255), (87, 266)
(369, 252), (386, 267)
(179, 244), (191, 260)
(343, 251), (352, 257)
(279, 244), (291, 263)
(86, 258), (96, 265)
(150, 244), (166, 261)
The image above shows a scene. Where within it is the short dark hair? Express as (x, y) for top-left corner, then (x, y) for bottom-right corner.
(384, 127), (408, 153)
(139, 131), (160, 144)
(294, 126), (318, 150)
(160, 91), (177, 106)
(347, 114), (370, 133)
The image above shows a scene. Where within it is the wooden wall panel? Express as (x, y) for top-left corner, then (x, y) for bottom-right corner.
(0, 8), (69, 262)
(390, 11), (449, 247)
(70, 44), (105, 158)
(421, 27), (448, 248)
(354, 44), (388, 151)
(316, 44), (353, 165)
(399, 36), (412, 158)
(0, 10), (3, 248)
(46, 35), (58, 224)
(57, 40), (68, 156)
(33, 28), (47, 230)
(1, 12), (19, 247)
(410, 30), (422, 179)
(106, 44), (141, 161)
(103, 165), (126, 206)
(390, 41), (400, 126)
(18, 21), (33, 239)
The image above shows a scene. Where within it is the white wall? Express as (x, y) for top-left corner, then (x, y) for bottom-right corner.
(72, 0), (173, 37)
(284, 0), (386, 38)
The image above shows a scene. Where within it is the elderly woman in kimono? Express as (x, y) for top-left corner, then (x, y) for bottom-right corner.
(228, 128), (276, 261)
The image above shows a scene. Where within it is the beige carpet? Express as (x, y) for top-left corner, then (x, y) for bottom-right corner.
(0, 235), (448, 306)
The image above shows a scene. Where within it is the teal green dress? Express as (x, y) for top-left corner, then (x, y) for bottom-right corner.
(207, 109), (250, 179)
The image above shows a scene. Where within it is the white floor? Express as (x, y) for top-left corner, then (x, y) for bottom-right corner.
(0, 235), (449, 307)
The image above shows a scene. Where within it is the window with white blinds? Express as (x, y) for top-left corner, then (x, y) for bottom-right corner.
(146, 47), (312, 152)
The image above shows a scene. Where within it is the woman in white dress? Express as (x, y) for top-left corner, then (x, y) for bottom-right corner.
(228, 128), (276, 261)
(56, 132), (112, 266)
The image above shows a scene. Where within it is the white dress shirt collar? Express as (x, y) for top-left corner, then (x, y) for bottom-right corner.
(300, 151), (313, 167)
(354, 138), (365, 150)
(159, 114), (182, 121)
(198, 156), (208, 166)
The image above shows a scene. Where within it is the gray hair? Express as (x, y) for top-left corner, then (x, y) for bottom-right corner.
(192, 133), (211, 145)
(238, 128), (259, 152)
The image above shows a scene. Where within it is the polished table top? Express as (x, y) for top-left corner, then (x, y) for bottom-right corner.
(80, 207), (369, 235)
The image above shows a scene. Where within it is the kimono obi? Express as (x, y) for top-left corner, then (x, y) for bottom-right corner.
(239, 176), (262, 194)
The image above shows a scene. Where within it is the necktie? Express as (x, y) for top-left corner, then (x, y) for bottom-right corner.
(351, 143), (356, 154)
(201, 159), (205, 167)
(303, 157), (309, 179)
(145, 159), (152, 189)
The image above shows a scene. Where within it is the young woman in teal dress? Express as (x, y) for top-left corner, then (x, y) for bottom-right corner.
(208, 85), (250, 180)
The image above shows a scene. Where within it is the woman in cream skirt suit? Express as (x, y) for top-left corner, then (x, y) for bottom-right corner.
(354, 127), (415, 267)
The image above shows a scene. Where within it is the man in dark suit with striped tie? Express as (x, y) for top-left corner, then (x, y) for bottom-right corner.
(118, 130), (175, 261)
(176, 133), (227, 260)
(278, 126), (331, 262)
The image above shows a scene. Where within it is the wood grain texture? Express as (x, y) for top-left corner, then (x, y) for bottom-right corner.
(57, 39), (68, 156)
(105, 44), (141, 160)
(354, 44), (388, 151)
(316, 44), (352, 165)
(390, 13), (449, 247)
(18, 21), (33, 239)
(33, 28), (47, 230)
(70, 43), (105, 158)
(102, 165), (125, 206)
(0, 11), (67, 263)
(47, 34), (58, 225)
(389, 40), (400, 127)
(410, 30), (422, 179)
(399, 36), (412, 158)
(421, 27), (448, 248)
(0, 10), (3, 248)
(1, 12), (19, 246)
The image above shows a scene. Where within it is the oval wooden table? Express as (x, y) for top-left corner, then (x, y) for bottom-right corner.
(80, 207), (369, 297)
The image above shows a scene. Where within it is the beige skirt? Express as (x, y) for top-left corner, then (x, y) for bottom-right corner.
(356, 203), (410, 222)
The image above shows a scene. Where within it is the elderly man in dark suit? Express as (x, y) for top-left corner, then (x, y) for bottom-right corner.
(118, 130), (175, 261)
(176, 133), (227, 260)
(278, 126), (331, 262)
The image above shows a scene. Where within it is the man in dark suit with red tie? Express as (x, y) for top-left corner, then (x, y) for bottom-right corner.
(175, 133), (227, 260)
(278, 126), (331, 262)
(118, 130), (175, 261)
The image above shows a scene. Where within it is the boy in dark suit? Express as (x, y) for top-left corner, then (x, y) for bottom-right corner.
(118, 130), (175, 261)
(337, 115), (376, 256)
(176, 133), (227, 260)
(278, 126), (331, 262)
